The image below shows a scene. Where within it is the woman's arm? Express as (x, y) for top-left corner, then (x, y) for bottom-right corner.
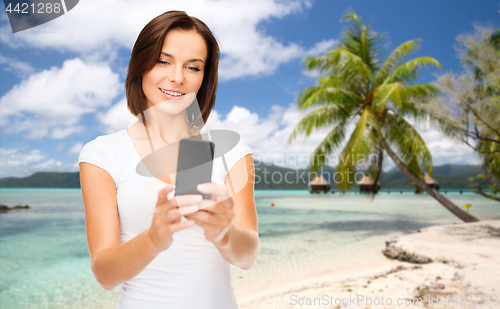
(213, 222), (260, 270)
(80, 162), (160, 291)
(214, 154), (260, 270)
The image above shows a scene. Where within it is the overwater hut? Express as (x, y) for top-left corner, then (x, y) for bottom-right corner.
(356, 175), (381, 193)
(415, 173), (440, 193)
(424, 173), (440, 190)
(308, 175), (330, 193)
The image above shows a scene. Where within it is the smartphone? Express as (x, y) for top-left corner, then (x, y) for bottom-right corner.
(174, 138), (215, 199)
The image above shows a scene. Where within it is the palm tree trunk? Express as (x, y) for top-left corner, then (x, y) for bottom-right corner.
(371, 143), (383, 195)
(379, 136), (480, 223)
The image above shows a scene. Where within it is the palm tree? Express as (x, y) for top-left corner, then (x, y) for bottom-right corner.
(288, 9), (479, 222)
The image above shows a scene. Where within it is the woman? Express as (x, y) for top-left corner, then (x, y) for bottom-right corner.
(78, 11), (260, 309)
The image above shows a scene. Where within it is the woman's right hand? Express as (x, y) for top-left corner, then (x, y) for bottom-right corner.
(147, 183), (202, 254)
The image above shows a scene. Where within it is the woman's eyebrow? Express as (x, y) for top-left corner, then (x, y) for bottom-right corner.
(161, 52), (205, 64)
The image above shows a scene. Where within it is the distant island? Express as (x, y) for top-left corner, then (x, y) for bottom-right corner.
(0, 162), (486, 190)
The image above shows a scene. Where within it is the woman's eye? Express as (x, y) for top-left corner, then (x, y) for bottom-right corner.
(158, 61), (199, 72)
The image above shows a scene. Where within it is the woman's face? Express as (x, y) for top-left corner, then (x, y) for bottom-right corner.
(142, 28), (207, 115)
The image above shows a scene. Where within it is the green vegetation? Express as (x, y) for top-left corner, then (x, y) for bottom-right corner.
(0, 172), (80, 188)
(425, 22), (500, 202)
(381, 165), (486, 189)
(288, 9), (479, 222)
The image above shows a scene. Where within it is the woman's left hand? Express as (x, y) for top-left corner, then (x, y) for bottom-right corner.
(183, 182), (234, 245)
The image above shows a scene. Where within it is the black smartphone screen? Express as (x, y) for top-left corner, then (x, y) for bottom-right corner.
(174, 138), (215, 199)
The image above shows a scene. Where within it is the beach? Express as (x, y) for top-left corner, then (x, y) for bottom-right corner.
(235, 220), (500, 309)
(1, 189), (499, 308)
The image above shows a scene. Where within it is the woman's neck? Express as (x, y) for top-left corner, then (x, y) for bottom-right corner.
(142, 111), (201, 147)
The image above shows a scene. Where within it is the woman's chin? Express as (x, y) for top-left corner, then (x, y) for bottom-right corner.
(146, 100), (187, 113)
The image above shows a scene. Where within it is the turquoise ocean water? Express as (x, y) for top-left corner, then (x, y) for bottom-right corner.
(0, 188), (499, 308)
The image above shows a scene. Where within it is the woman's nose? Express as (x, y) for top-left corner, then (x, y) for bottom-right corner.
(169, 66), (185, 85)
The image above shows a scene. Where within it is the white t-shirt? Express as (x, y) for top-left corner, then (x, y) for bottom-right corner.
(78, 128), (252, 309)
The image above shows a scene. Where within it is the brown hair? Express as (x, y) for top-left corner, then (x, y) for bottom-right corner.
(125, 11), (220, 128)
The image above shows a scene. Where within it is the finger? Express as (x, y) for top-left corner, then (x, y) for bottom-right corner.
(167, 194), (203, 210)
(156, 184), (174, 208)
(156, 203), (200, 218)
(183, 209), (210, 220)
(185, 211), (228, 226)
(153, 206), (183, 222)
(187, 216), (231, 243)
(184, 206), (233, 224)
(169, 219), (196, 233)
(196, 200), (231, 216)
(197, 183), (229, 199)
(178, 204), (200, 216)
(196, 199), (217, 211)
(197, 183), (231, 206)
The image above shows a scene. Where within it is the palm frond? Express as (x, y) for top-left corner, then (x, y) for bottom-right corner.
(336, 108), (378, 190)
(297, 82), (359, 110)
(307, 120), (349, 173)
(304, 55), (329, 72)
(374, 82), (441, 117)
(374, 39), (421, 86)
(383, 57), (443, 86)
(311, 48), (375, 86)
(373, 81), (406, 111)
(339, 8), (387, 73)
(383, 112), (433, 175)
(288, 105), (352, 143)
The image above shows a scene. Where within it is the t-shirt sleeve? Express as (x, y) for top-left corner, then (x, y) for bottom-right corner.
(224, 138), (253, 173)
(78, 137), (117, 182)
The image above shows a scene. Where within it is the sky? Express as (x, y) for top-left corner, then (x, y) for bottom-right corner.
(0, 0), (499, 178)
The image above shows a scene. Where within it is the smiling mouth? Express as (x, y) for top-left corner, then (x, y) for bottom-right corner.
(159, 88), (185, 96)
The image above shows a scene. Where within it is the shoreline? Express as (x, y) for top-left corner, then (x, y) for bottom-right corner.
(233, 235), (402, 301)
(235, 256), (401, 303)
(236, 220), (500, 309)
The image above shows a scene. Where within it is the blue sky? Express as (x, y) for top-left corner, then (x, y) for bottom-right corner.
(0, 0), (499, 178)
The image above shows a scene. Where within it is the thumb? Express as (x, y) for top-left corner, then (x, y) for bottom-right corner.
(157, 183), (173, 206)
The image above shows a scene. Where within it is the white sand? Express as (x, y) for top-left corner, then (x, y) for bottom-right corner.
(236, 220), (500, 309)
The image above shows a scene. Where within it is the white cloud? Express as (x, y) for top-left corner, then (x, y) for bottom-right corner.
(0, 54), (35, 78)
(68, 142), (83, 154)
(304, 38), (337, 57)
(96, 97), (138, 134)
(51, 126), (86, 139)
(32, 159), (63, 170)
(0, 0), (328, 80)
(0, 147), (69, 178)
(408, 118), (480, 167)
(206, 105), (281, 144)
(55, 143), (65, 152)
(0, 57), (121, 139)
